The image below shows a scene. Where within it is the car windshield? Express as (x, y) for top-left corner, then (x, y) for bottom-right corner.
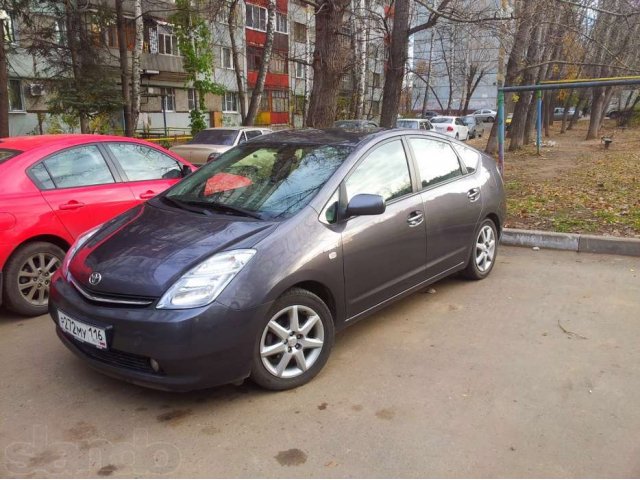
(163, 143), (353, 220)
(396, 120), (419, 129)
(0, 148), (21, 164)
(430, 117), (452, 124)
(462, 117), (474, 124)
(189, 129), (238, 146)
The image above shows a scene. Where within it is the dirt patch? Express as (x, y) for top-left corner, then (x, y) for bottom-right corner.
(375, 408), (395, 420)
(473, 120), (640, 238)
(275, 448), (307, 466)
(97, 464), (118, 476)
(157, 409), (192, 424)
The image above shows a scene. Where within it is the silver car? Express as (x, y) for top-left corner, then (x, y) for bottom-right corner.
(396, 118), (434, 130)
(170, 127), (272, 165)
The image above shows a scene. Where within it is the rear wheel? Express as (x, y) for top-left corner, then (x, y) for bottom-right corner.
(462, 219), (498, 280)
(251, 288), (334, 390)
(3, 242), (65, 316)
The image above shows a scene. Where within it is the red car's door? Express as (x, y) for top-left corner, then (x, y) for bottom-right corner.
(38, 144), (137, 238)
(104, 142), (187, 200)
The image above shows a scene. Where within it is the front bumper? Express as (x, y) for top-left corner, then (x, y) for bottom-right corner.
(49, 273), (272, 391)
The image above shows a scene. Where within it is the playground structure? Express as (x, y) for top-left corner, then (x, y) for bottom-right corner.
(496, 76), (640, 174)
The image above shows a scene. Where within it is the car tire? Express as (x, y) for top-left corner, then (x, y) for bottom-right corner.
(455, 133), (459, 140)
(462, 219), (498, 281)
(3, 242), (65, 317)
(250, 288), (335, 390)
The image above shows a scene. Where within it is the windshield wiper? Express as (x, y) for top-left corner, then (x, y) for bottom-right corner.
(178, 199), (263, 220)
(161, 196), (213, 216)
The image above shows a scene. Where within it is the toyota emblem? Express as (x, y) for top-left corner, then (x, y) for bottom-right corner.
(89, 272), (102, 285)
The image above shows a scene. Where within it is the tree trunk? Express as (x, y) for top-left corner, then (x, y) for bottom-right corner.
(586, 87), (605, 140)
(229, 0), (247, 122)
(0, 19), (9, 137)
(245, 0), (276, 126)
(64, 0), (89, 133)
(131, 0), (143, 134)
(306, 0), (351, 128)
(567, 93), (585, 130)
(116, 0), (132, 136)
(380, 0), (411, 128)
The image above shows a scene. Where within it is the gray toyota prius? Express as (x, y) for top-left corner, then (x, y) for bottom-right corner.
(49, 128), (505, 391)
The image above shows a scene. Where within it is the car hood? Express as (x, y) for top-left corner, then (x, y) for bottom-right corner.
(69, 203), (276, 298)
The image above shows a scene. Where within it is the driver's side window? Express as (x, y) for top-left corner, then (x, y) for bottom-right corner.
(345, 140), (412, 202)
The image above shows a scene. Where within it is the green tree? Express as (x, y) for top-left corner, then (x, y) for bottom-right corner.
(171, 0), (225, 135)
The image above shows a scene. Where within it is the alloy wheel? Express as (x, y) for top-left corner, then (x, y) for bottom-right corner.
(475, 225), (496, 273)
(17, 252), (61, 306)
(260, 305), (325, 379)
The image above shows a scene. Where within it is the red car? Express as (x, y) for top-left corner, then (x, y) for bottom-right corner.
(0, 134), (194, 316)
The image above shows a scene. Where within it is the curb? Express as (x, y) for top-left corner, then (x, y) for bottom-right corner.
(501, 228), (640, 257)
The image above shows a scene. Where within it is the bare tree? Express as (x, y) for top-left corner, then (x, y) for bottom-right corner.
(245, 0), (276, 126)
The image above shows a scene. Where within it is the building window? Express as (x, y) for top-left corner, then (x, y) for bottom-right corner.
(269, 51), (288, 74)
(8, 79), (24, 112)
(294, 61), (305, 79)
(372, 72), (381, 88)
(246, 4), (267, 31)
(276, 13), (288, 34)
(271, 90), (289, 113)
(293, 22), (306, 43)
(221, 46), (233, 69)
(161, 88), (176, 112)
(188, 88), (196, 110)
(224, 92), (238, 112)
(157, 25), (178, 55)
(247, 45), (262, 71)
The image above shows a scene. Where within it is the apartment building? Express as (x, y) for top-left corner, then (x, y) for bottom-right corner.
(410, 0), (501, 115)
(3, 0), (385, 136)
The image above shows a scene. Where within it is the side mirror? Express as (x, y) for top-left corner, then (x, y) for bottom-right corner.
(181, 164), (193, 177)
(345, 194), (386, 217)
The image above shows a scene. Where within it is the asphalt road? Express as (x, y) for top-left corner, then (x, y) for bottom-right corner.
(1, 246), (639, 478)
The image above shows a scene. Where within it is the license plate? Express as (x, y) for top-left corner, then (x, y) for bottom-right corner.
(58, 310), (108, 350)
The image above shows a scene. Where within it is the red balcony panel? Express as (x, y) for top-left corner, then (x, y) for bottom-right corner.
(246, 29), (266, 46)
(245, 0), (288, 13)
(271, 112), (289, 124)
(247, 72), (289, 89)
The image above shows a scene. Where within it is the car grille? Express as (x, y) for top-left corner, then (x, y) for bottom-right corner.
(69, 275), (155, 307)
(68, 336), (162, 375)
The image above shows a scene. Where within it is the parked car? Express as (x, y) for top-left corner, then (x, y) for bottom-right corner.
(430, 116), (470, 140)
(395, 118), (434, 130)
(461, 115), (482, 138)
(0, 134), (195, 316)
(170, 127), (272, 165)
(50, 128), (505, 391)
(472, 109), (497, 123)
(333, 120), (379, 131)
(421, 111), (440, 119)
(553, 107), (580, 121)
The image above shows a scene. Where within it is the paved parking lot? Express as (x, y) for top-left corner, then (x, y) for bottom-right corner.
(1, 246), (639, 478)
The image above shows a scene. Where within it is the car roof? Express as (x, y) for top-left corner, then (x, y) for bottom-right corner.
(202, 127), (270, 132)
(0, 134), (151, 152)
(249, 128), (378, 147)
(432, 116), (456, 120)
(398, 118), (427, 121)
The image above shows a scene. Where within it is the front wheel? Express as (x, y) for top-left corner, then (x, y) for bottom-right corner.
(462, 219), (498, 280)
(3, 242), (65, 316)
(250, 288), (335, 390)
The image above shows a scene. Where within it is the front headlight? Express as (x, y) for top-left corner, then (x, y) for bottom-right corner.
(157, 249), (256, 309)
(61, 225), (102, 277)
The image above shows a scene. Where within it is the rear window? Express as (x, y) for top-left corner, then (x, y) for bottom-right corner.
(0, 148), (21, 164)
(430, 117), (452, 124)
(189, 130), (238, 146)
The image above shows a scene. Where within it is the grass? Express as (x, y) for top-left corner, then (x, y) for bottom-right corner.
(502, 124), (640, 238)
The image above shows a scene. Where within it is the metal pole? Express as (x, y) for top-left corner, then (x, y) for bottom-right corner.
(161, 94), (168, 137)
(536, 89), (542, 156)
(497, 90), (505, 175)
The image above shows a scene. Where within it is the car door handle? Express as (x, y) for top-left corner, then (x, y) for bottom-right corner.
(139, 190), (156, 199)
(407, 210), (424, 227)
(59, 201), (85, 210)
(467, 188), (481, 202)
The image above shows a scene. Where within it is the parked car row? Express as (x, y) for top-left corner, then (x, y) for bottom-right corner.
(2, 126), (505, 392)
